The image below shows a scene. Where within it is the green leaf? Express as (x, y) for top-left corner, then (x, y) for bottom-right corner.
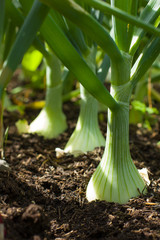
(0, 0), (49, 93)
(78, 0), (160, 37)
(39, 0), (123, 64)
(0, 0), (5, 46)
(131, 100), (146, 113)
(131, 37), (160, 86)
(130, 0), (160, 55)
(146, 107), (159, 114)
(40, 13), (119, 111)
(0, 0), (5, 66)
(143, 119), (152, 130)
(22, 47), (43, 71)
(111, 0), (133, 52)
(6, 0), (49, 72)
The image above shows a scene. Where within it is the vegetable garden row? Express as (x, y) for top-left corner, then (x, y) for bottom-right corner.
(0, 0), (160, 239)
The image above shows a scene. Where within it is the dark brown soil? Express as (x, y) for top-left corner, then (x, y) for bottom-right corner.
(0, 74), (160, 240)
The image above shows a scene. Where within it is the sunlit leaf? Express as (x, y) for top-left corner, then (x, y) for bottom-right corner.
(22, 47), (43, 71)
(146, 107), (159, 114)
(131, 100), (146, 113)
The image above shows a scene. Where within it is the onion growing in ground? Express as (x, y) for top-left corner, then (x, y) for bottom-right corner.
(29, 52), (67, 139)
(64, 48), (105, 156)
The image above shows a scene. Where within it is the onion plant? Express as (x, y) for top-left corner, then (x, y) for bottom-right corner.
(0, 0), (160, 203)
(39, 0), (160, 203)
(0, 0), (113, 145)
(64, 47), (105, 156)
(5, 1), (67, 139)
(64, 12), (106, 155)
(0, 0), (49, 157)
(64, 84), (105, 156)
(29, 50), (67, 139)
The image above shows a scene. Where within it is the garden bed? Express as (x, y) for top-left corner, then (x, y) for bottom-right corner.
(0, 77), (160, 240)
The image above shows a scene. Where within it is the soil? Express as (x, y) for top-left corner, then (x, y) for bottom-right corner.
(0, 73), (160, 240)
